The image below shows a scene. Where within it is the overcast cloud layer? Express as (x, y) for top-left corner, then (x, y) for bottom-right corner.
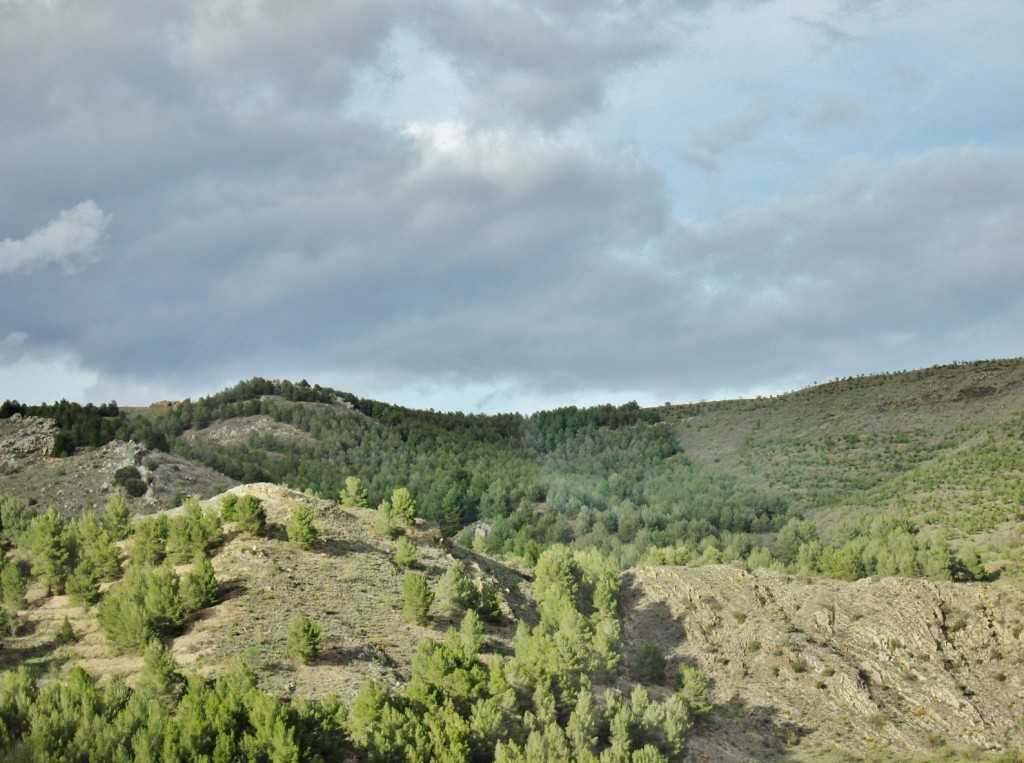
(1, 0), (1022, 412)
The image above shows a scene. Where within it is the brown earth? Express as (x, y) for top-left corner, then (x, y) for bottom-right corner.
(0, 415), (237, 515)
(624, 565), (1024, 761)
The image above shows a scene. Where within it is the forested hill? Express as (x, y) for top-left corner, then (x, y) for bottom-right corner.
(4, 358), (1024, 577)
(111, 377), (788, 566)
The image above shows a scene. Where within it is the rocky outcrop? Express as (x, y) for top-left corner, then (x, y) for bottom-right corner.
(0, 415), (57, 473)
(623, 565), (1024, 761)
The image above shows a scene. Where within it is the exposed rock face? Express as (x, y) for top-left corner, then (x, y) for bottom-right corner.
(0, 415), (57, 469)
(0, 416), (237, 514)
(623, 565), (1024, 761)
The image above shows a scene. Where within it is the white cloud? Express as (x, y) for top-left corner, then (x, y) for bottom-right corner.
(0, 201), (111, 276)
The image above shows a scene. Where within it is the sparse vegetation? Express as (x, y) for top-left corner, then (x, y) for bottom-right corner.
(1, 361), (1024, 760)
(401, 571), (434, 625)
(288, 613), (322, 665)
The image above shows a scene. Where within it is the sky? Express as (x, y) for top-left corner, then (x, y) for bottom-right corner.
(1, 0), (1023, 414)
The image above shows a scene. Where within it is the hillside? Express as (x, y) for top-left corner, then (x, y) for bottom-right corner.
(3, 359), (1024, 759)
(3, 483), (1022, 760)
(625, 565), (1024, 761)
(0, 413), (237, 515)
(2, 484), (530, 703)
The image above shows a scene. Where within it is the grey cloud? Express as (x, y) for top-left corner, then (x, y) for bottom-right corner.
(1, 0), (1021, 410)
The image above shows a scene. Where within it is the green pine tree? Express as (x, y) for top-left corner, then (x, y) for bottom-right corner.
(394, 536), (416, 568)
(402, 572), (434, 625)
(288, 614), (322, 665)
(1, 558), (28, 609)
(339, 477), (369, 508)
(286, 504), (319, 549)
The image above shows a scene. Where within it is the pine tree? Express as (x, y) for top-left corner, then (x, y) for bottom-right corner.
(394, 536), (416, 568)
(55, 615), (76, 645)
(389, 488), (416, 526)
(288, 614), (321, 665)
(135, 638), (184, 706)
(286, 504), (318, 549)
(339, 477), (368, 508)
(130, 515), (169, 567)
(436, 562), (477, 619)
(65, 559), (102, 605)
(102, 494), (132, 540)
(402, 572), (434, 625)
(459, 609), (484, 659)
(233, 495), (266, 536)
(28, 507), (72, 595)
(180, 555), (219, 612)
(1, 558), (27, 609)
(477, 581), (503, 624)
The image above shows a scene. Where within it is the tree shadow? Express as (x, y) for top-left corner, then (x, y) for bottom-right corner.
(320, 536), (380, 557)
(318, 641), (396, 669)
(690, 695), (807, 762)
(217, 577), (249, 602)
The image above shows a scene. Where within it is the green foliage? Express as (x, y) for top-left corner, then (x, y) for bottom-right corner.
(27, 506), (72, 596)
(634, 642), (667, 684)
(402, 572), (434, 625)
(339, 476), (369, 508)
(390, 488), (416, 525)
(459, 609), (484, 659)
(0, 658), (349, 763)
(476, 582), (503, 624)
(0, 493), (34, 547)
(136, 639), (185, 706)
(394, 536), (416, 568)
(180, 555), (219, 611)
(0, 608), (19, 638)
(75, 510), (124, 584)
(65, 559), (102, 605)
(97, 563), (185, 654)
(676, 664), (712, 719)
(55, 615), (76, 645)
(101, 493), (132, 540)
(167, 498), (223, 562)
(288, 614), (322, 665)
(373, 500), (398, 539)
(130, 514), (169, 567)
(228, 495), (267, 536)
(1, 558), (27, 610)
(436, 561), (477, 618)
(286, 503), (319, 549)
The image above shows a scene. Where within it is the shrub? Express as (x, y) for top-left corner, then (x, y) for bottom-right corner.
(339, 477), (368, 508)
(180, 555), (219, 612)
(390, 488), (416, 526)
(402, 572), (434, 625)
(435, 562), (476, 618)
(114, 465), (142, 486)
(1, 559), (27, 609)
(97, 564), (184, 654)
(102, 494), (131, 540)
(230, 495), (266, 536)
(286, 504), (319, 549)
(394, 536), (416, 568)
(634, 642), (667, 684)
(55, 615), (76, 645)
(288, 614), (322, 665)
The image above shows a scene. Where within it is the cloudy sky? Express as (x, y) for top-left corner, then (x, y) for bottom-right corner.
(1, 0), (1023, 413)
